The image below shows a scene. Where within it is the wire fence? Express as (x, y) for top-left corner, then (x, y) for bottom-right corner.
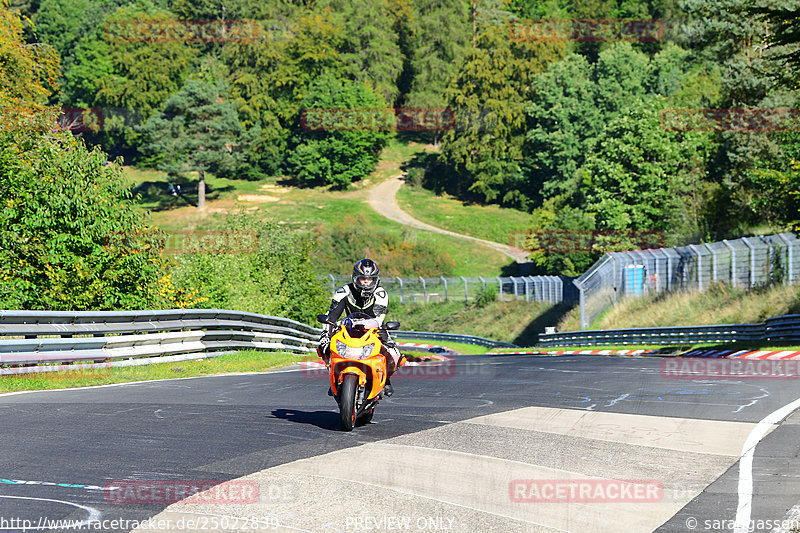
(574, 232), (800, 330)
(320, 275), (578, 305)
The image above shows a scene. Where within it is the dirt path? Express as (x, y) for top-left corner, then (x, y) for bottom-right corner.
(367, 174), (530, 263)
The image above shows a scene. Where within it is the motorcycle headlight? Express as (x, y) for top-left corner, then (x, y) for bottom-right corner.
(361, 344), (375, 358)
(335, 341), (347, 356)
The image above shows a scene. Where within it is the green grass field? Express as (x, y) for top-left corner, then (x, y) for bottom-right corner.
(396, 185), (532, 246)
(123, 139), (516, 276)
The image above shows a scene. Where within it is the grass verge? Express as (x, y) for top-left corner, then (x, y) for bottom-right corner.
(398, 340), (490, 355)
(0, 351), (312, 393)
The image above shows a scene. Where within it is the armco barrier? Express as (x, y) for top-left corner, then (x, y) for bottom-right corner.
(0, 310), (516, 373)
(538, 314), (800, 347)
(394, 330), (517, 348)
(0, 310), (322, 371)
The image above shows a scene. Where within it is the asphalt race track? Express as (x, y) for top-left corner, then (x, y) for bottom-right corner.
(1, 354), (799, 533)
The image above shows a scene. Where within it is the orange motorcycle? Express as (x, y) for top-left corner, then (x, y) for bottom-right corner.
(317, 312), (402, 431)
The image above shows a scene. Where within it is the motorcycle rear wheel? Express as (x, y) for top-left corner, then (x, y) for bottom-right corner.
(338, 374), (358, 431)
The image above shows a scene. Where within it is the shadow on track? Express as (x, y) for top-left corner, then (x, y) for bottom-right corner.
(270, 409), (341, 430)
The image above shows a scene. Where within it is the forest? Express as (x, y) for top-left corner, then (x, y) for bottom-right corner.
(2, 0), (799, 298)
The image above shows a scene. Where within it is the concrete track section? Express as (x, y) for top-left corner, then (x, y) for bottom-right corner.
(136, 406), (766, 533)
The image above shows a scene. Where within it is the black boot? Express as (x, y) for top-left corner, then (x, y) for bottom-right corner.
(328, 386), (334, 397)
(384, 378), (393, 397)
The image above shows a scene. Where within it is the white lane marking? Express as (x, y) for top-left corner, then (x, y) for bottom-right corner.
(733, 388), (770, 414)
(0, 495), (101, 529)
(733, 396), (800, 533)
(0, 478), (108, 491)
(606, 393), (631, 407)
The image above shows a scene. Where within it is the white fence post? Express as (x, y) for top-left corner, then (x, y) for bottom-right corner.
(723, 240), (736, 288)
(779, 234), (794, 285)
(742, 237), (756, 287)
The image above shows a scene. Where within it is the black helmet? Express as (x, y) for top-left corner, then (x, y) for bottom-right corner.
(352, 258), (380, 299)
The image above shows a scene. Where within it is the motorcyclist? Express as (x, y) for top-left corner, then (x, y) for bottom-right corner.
(319, 258), (401, 397)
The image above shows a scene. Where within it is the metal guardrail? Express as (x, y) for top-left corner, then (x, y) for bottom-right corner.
(0, 310), (322, 370)
(538, 314), (800, 347)
(0, 310), (517, 373)
(394, 330), (517, 348)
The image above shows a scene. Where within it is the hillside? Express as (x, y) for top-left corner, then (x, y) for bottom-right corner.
(124, 138), (534, 277)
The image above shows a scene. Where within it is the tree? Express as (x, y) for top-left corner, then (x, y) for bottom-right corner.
(328, 0), (404, 105)
(139, 79), (244, 209)
(581, 96), (714, 243)
(439, 27), (565, 208)
(287, 73), (390, 188)
(403, 0), (471, 109)
(169, 211), (330, 325)
(523, 53), (602, 202)
(55, 2), (198, 159)
(0, 113), (173, 309)
(0, 0), (58, 105)
(222, 5), (342, 177)
(682, 0), (797, 234)
(753, 6), (800, 89)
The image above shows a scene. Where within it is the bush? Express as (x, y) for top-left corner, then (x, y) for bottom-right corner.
(0, 114), (171, 310)
(473, 285), (498, 308)
(169, 211), (329, 325)
(311, 214), (455, 276)
(406, 167), (425, 188)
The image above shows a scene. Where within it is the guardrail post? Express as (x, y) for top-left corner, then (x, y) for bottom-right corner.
(478, 276), (485, 292)
(723, 239), (736, 288)
(524, 277), (531, 302)
(496, 277), (503, 301)
(419, 276), (427, 303)
(461, 276), (468, 302)
(742, 237), (756, 287)
(396, 276), (404, 303)
(441, 276), (448, 301)
(329, 274), (336, 293)
(779, 233), (794, 285)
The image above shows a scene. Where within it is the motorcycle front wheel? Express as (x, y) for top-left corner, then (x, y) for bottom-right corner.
(338, 374), (358, 431)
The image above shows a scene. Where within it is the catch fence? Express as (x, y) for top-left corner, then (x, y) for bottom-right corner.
(573, 233), (799, 330)
(321, 275), (577, 305)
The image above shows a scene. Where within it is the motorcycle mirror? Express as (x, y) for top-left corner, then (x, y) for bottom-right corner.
(385, 321), (400, 330)
(317, 314), (329, 324)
